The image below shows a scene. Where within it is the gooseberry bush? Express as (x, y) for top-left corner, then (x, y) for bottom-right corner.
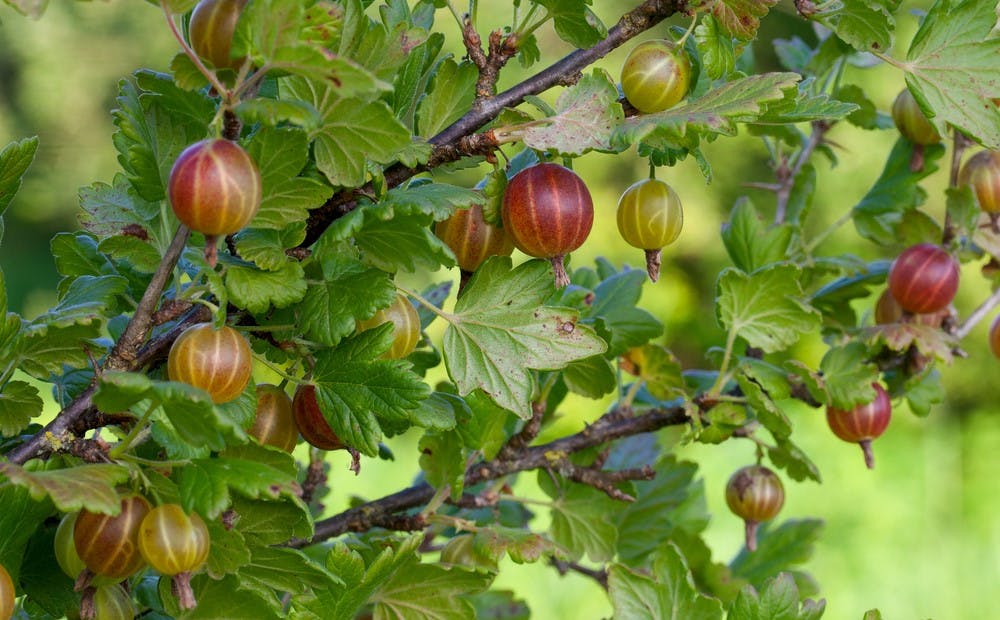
(0, 0), (998, 618)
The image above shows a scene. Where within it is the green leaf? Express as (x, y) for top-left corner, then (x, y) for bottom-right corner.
(901, 367), (944, 417)
(470, 590), (530, 619)
(613, 73), (800, 153)
(626, 344), (686, 401)
(729, 572), (826, 620)
(298, 254), (396, 346)
(237, 0), (385, 95)
(736, 374), (792, 440)
(456, 390), (514, 460)
(754, 79), (860, 124)
(17, 323), (101, 380)
(0, 380), (43, 437)
(225, 260), (307, 314)
(712, 0), (780, 40)
(235, 97), (322, 128)
(245, 127), (332, 230)
(0, 483), (53, 585)
(233, 224), (307, 272)
(767, 437), (822, 483)
(177, 455), (299, 520)
(902, 0), (1000, 148)
(535, 0), (608, 48)
(417, 59), (477, 137)
(418, 429), (467, 500)
(852, 138), (945, 247)
(721, 198), (794, 273)
(33, 274), (128, 329)
(231, 495), (313, 545)
(93, 371), (246, 454)
(730, 519), (824, 594)
(469, 526), (557, 566)
(111, 73), (210, 202)
(79, 176), (168, 250)
(239, 546), (341, 600)
(310, 328), (432, 455)
(370, 562), (492, 619)
(0, 136), (38, 215)
(579, 265), (662, 357)
(283, 77), (414, 188)
(563, 354), (616, 398)
(616, 458), (708, 565)
(98, 235), (162, 273)
(716, 265), (822, 353)
(540, 472), (619, 562)
(442, 258), (607, 418)
(811, 0), (894, 53)
(863, 610), (883, 620)
(608, 543), (725, 620)
(837, 84), (894, 130)
(504, 69), (623, 156)
(696, 15), (737, 80)
(818, 343), (878, 409)
(355, 213), (456, 272)
(204, 518), (251, 578)
(0, 462), (129, 514)
(164, 574), (280, 620)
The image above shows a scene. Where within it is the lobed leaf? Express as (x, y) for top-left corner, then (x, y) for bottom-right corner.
(0, 462), (129, 515)
(608, 543), (725, 620)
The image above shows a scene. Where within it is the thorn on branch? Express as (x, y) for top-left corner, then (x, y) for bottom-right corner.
(559, 462), (655, 502)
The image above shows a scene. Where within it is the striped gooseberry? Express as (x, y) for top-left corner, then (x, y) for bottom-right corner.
(189, 0), (249, 71)
(168, 138), (262, 265)
(887, 243), (959, 314)
(616, 178), (683, 281)
(826, 383), (892, 469)
(434, 203), (515, 274)
(138, 504), (210, 610)
(725, 465), (784, 552)
(73, 495), (151, 580)
(501, 163), (594, 287)
(959, 150), (1000, 214)
(292, 384), (346, 451)
(356, 294), (420, 359)
(891, 89), (941, 146)
(250, 384), (299, 452)
(54, 513), (115, 587)
(0, 563), (13, 620)
(167, 323), (253, 404)
(620, 39), (691, 114)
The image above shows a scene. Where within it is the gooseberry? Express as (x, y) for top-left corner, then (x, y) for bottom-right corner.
(54, 513), (114, 587)
(725, 465), (784, 552)
(356, 294), (421, 359)
(826, 383), (892, 469)
(891, 89), (941, 146)
(168, 138), (262, 265)
(188, 0), (249, 71)
(292, 384), (346, 451)
(988, 313), (1000, 359)
(616, 178), (683, 281)
(167, 323), (253, 404)
(250, 384), (299, 452)
(89, 584), (136, 620)
(620, 39), (691, 113)
(138, 504), (210, 610)
(434, 203), (515, 274)
(73, 495), (151, 580)
(873, 288), (948, 327)
(887, 243), (959, 315)
(501, 163), (594, 287)
(958, 150), (1000, 214)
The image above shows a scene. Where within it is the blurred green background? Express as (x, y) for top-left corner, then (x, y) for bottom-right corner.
(1, 1), (997, 619)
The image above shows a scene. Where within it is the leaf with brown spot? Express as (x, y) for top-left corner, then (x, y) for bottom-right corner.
(712, 0), (780, 41)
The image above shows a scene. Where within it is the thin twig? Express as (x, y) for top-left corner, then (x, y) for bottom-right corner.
(775, 120), (830, 223)
(956, 287), (1000, 339)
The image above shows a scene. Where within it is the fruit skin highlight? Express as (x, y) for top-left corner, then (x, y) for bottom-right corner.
(501, 163), (594, 287)
(826, 383), (892, 469)
(887, 243), (959, 315)
(725, 465), (784, 552)
(616, 178), (683, 281)
(620, 40), (691, 114)
(167, 323), (254, 404)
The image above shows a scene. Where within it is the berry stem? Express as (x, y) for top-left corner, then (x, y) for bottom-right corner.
(745, 519), (760, 552)
(644, 249), (662, 282)
(549, 255), (570, 288)
(859, 439), (876, 470)
(956, 286), (1000, 339)
(172, 572), (197, 610)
